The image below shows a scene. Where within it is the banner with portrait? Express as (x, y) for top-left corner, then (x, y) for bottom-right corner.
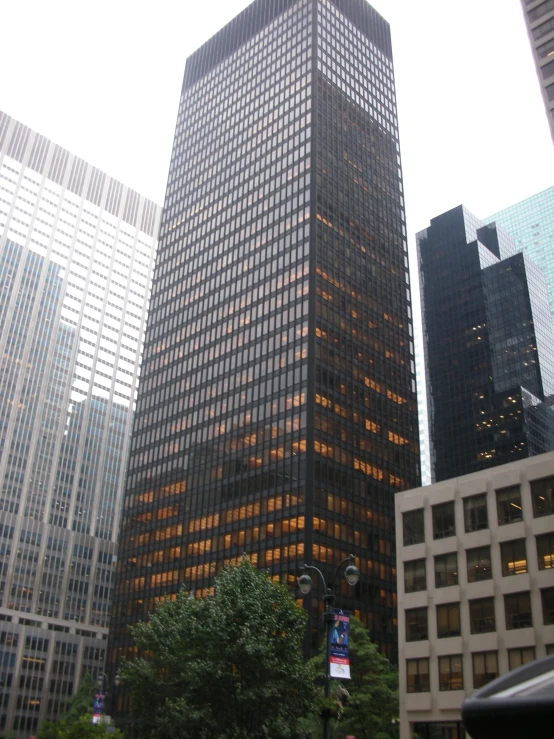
(329, 609), (351, 679)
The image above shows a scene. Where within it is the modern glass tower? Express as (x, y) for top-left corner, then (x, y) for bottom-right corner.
(0, 111), (160, 736)
(485, 186), (554, 321)
(419, 205), (554, 484)
(109, 0), (419, 687)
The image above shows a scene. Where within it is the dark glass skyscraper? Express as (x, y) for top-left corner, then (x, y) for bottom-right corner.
(419, 205), (554, 483)
(109, 0), (419, 679)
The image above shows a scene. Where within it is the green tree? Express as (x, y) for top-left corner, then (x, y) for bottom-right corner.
(63, 672), (97, 723)
(117, 556), (317, 739)
(306, 617), (399, 739)
(38, 673), (123, 739)
(39, 714), (123, 739)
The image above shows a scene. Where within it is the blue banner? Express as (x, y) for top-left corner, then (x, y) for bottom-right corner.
(330, 609), (351, 679)
(93, 693), (105, 718)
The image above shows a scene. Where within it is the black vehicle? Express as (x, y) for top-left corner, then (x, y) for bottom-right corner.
(462, 655), (554, 739)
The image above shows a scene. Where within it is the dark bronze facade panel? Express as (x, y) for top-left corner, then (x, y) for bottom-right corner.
(109, 0), (419, 688)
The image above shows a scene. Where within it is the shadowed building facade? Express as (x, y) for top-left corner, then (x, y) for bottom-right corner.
(419, 205), (554, 485)
(108, 0), (419, 690)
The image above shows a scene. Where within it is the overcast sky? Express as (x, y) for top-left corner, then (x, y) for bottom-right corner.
(1, 0), (552, 235)
(2, 0), (551, 478)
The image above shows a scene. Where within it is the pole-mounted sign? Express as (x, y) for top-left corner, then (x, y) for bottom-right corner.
(329, 609), (351, 679)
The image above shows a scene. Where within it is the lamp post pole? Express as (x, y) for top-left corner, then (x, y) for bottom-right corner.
(299, 555), (360, 739)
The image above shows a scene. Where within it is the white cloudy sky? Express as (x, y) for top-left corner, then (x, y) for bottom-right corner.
(1, 0), (552, 233)
(2, 0), (551, 479)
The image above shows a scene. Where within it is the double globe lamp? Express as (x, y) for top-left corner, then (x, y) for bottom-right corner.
(298, 555), (360, 739)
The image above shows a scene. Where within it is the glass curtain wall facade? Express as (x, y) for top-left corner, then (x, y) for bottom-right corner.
(108, 0), (419, 693)
(418, 205), (554, 484)
(0, 111), (160, 736)
(485, 187), (554, 322)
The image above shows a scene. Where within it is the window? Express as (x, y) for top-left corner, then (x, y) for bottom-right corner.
(541, 59), (554, 80)
(438, 655), (463, 691)
(413, 722), (464, 739)
(496, 486), (522, 525)
(546, 644), (554, 656)
(407, 658), (430, 693)
(464, 494), (488, 533)
(537, 533), (554, 570)
(500, 539), (527, 576)
(472, 651), (498, 689)
(466, 545), (492, 582)
(529, 0), (554, 23)
(542, 587), (554, 625)
(437, 603), (461, 638)
(434, 553), (458, 588)
(404, 559), (426, 593)
(504, 592), (532, 629)
(508, 647), (535, 671)
(537, 37), (554, 61)
(432, 502), (455, 539)
(469, 597), (495, 633)
(530, 476), (554, 518)
(403, 509), (424, 546)
(405, 607), (428, 641)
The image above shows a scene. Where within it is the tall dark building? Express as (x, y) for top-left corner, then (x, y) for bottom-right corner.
(419, 205), (554, 484)
(109, 0), (419, 682)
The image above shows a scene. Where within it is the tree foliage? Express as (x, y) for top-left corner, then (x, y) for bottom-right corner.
(39, 714), (123, 739)
(63, 672), (98, 724)
(38, 672), (123, 739)
(117, 557), (317, 739)
(306, 616), (399, 739)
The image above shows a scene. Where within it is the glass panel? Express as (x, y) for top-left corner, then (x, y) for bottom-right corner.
(500, 539), (527, 576)
(472, 651), (498, 688)
(437, 603), (461, 638)
(403, 509), (424, 546)
(542, 587), (554, 625)
(407, 658), (430, 693)
(433, 502), (455, 539)
(406, 607), (428, 641)
(504, 592), (532, 629)
(439, 655), (463, 691)
(537, 533), (554, 570)
(463, 494), (488, 532)
(508, 647), (535, 670)
(469, 597), (495, 633)
(530, 476), (554, 518)
(496, 486), (522, 525)
(404, 559), (427, 593)
(467, 546), (492, 582)
(435, 553), (458, 588)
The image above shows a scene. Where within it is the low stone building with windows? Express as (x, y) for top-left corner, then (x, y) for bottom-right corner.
(395, 451), (554, 739)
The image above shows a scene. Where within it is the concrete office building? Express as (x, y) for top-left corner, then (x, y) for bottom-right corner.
(0, 111), (160, 736)
(520, 0), (554, 144)
(418, 205), (554, 484)
(395, 451), (554, 739)
(108, 0), (420, 693)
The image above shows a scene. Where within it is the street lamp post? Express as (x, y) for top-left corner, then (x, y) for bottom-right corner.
(298, 554), (360, 739)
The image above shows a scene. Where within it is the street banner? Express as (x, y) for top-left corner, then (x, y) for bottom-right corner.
(329, 608), (351, 679)
(92, 693), (105, 724)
